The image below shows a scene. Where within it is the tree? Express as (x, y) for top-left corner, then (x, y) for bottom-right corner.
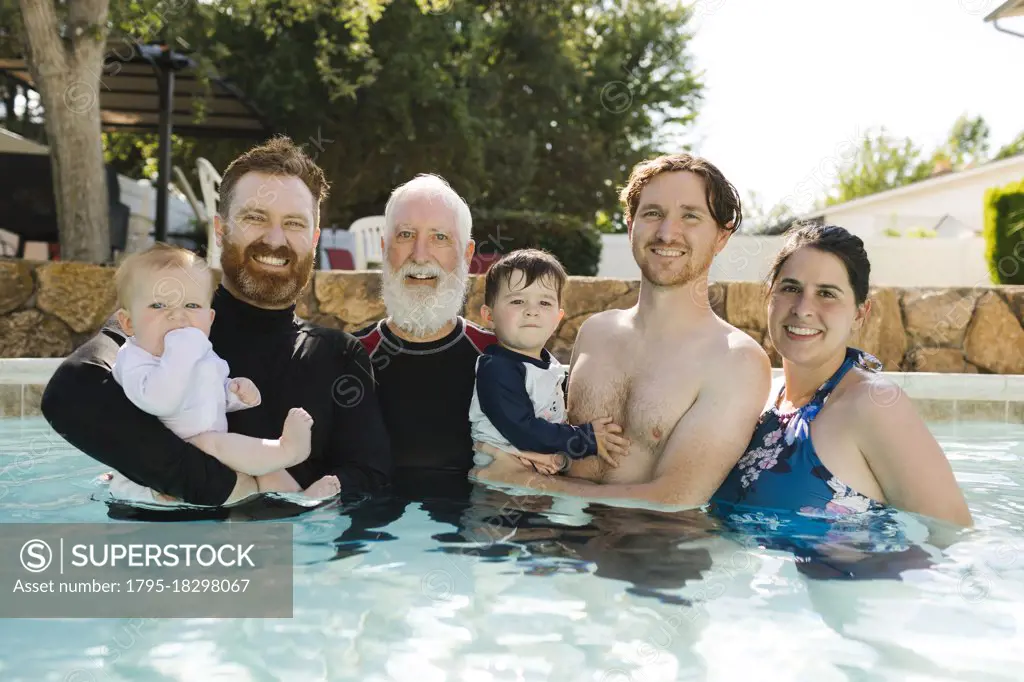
(740, 190), (796, 235)
(3, 0), (398, 262)
(7, 0), (703, 257)
(995, 130), (1024, 160)
(931, 113), (990, 170)
(105, 0), (703, 231)
(825, 128), (932, 206)
(16, 0), (111, 263)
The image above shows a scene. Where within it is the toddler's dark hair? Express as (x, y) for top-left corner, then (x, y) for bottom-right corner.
(484, 249), (568, 308)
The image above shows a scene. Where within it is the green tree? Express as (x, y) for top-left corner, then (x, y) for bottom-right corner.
(741, 190), (796, 235)
(175, 0), (703, 230)
(5, 0), (704, 255)
(995, 130), (1024, 160)
(931, 113), (990, 169)
(825, 128), (932, 206)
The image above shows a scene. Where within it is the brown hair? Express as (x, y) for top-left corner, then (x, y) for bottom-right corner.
(484, 249), (568, 308)
(766, 223), (871, 305)
(618, 153), (742, 232)
(115, 243), (214, 308)
(218, 135), (330, 221)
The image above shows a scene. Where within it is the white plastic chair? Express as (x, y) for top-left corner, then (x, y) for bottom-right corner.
(197, 158), (223, 269)
(349, 216), (386, 269)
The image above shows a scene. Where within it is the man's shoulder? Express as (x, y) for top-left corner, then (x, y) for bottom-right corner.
(703, 320), (772, 383)
(347, 319), (385, 355)
(719, 321), (770, 363)
(299, 318), (371, 356)
(461, 317), (497, 354)
(575, 308), (630, 343)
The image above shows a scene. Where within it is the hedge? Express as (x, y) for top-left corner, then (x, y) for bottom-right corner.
(983, 177), (1024, 285)
(470, 209), (603, 276)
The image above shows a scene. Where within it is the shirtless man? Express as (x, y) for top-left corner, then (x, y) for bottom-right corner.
(472, 154), (772, 507)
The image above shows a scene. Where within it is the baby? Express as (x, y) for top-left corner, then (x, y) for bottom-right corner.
(107, 243), (340, 503)
(469, 248), (627, 476)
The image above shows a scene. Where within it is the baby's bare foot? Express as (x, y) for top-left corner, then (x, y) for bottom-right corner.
(303, 475), (340, 499)
(280, 408), (314, 466)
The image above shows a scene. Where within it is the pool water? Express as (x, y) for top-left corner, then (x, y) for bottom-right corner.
(1, 416), (1023, 682)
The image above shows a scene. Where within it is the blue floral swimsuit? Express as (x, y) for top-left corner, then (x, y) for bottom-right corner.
(712, 347), (886, 517)
(710, 349), (936, 579)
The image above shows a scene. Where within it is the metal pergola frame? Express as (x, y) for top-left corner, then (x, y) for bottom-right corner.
(0, 38), (271, 242)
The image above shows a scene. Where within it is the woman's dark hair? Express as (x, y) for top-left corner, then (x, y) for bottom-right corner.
(767, 223), (871, 304)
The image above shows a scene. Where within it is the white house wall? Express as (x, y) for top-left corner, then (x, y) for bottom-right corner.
(819, 160), (1024, 238)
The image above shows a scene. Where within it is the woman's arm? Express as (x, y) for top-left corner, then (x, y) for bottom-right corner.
(853, 379), (973, 527)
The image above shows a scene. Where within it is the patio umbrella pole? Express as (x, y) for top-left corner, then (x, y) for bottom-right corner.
(155, 61), (174, 243)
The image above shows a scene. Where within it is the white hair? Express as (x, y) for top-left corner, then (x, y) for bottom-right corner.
(383, 174), (472, 249)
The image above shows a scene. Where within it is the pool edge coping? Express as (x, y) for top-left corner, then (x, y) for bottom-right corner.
(2, 357), (1024, 401)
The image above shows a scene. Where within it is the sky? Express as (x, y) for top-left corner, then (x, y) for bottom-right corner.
(682, 0), (1024, 215)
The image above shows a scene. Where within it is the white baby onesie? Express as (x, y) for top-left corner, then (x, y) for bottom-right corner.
(108, 327), (254, 502)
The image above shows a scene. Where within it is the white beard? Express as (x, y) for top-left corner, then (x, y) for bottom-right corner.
(381, 258), (469, 338)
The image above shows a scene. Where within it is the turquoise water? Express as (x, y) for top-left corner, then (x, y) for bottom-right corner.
(1, 416), (1023, 681)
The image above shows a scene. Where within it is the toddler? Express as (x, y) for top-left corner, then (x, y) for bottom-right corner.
(469, 249), (627, 476)
(107, 243), (340, 503)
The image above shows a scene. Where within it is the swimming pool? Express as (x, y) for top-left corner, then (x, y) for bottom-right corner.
(0, 414), (1023, 682)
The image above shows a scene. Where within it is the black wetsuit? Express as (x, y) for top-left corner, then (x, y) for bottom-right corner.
(41, 286), (392, 506)
(352, 317), (496, 476)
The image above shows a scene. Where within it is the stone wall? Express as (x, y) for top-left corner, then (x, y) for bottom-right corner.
(2, 259), (1024, 374)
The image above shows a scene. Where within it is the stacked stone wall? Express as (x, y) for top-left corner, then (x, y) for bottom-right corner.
(2, 260), (1023, 374)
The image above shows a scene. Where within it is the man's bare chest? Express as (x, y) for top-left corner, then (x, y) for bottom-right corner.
(567, 347), (700, 455)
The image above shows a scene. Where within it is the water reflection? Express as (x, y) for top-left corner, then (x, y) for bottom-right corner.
(312, 471), (953, 605)
(103, 467), (955, 603)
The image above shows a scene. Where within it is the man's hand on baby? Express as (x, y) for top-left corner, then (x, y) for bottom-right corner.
(229, 378), (261, 406)
(590, 416), (629, 467)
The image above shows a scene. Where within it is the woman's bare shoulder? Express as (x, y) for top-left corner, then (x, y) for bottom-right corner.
(836, 368), (917, 429)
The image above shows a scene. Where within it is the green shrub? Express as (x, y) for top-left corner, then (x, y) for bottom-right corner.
(983, 177), (1024, 284)
(471, 209), (603, 276)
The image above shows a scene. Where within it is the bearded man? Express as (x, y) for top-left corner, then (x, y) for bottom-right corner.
(42, 137), (392, 506)
(353, 174), (496, 478)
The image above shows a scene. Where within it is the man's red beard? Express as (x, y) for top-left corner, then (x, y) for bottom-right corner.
(219, 238), (315, 306)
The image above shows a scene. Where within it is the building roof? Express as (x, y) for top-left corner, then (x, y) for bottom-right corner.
(0, 39), (270, 137)
(800, 153), (1024, 219)
(986, 0), (1024, 21)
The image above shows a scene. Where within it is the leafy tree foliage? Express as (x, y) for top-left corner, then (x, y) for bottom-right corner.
(149, 0), (704, 230)
(995, 130), (1024, 161)
(824, 113), (1024, 207)
(824, 128), (933, 207)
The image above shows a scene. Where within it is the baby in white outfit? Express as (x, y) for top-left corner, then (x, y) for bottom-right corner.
(107, 243), (340, 503)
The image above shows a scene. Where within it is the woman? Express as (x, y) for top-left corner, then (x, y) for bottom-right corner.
(712, 224), (972, 527)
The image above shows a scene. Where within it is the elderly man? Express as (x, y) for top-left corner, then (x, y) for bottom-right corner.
(353, 174), (496, 478)
(42, 136), (392, 506)
(474, 153), (772, 506)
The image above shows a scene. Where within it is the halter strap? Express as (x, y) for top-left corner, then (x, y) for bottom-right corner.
(777, 347), (882, 445)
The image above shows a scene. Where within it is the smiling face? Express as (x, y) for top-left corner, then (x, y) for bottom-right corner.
(628, 171), (731, 287)
(216, 171), (320, 308)
(767, 246), (869, 368)
(381, 192), (474, 337)
(482, 270), (564, 358)
(116, 264), (215, 356)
